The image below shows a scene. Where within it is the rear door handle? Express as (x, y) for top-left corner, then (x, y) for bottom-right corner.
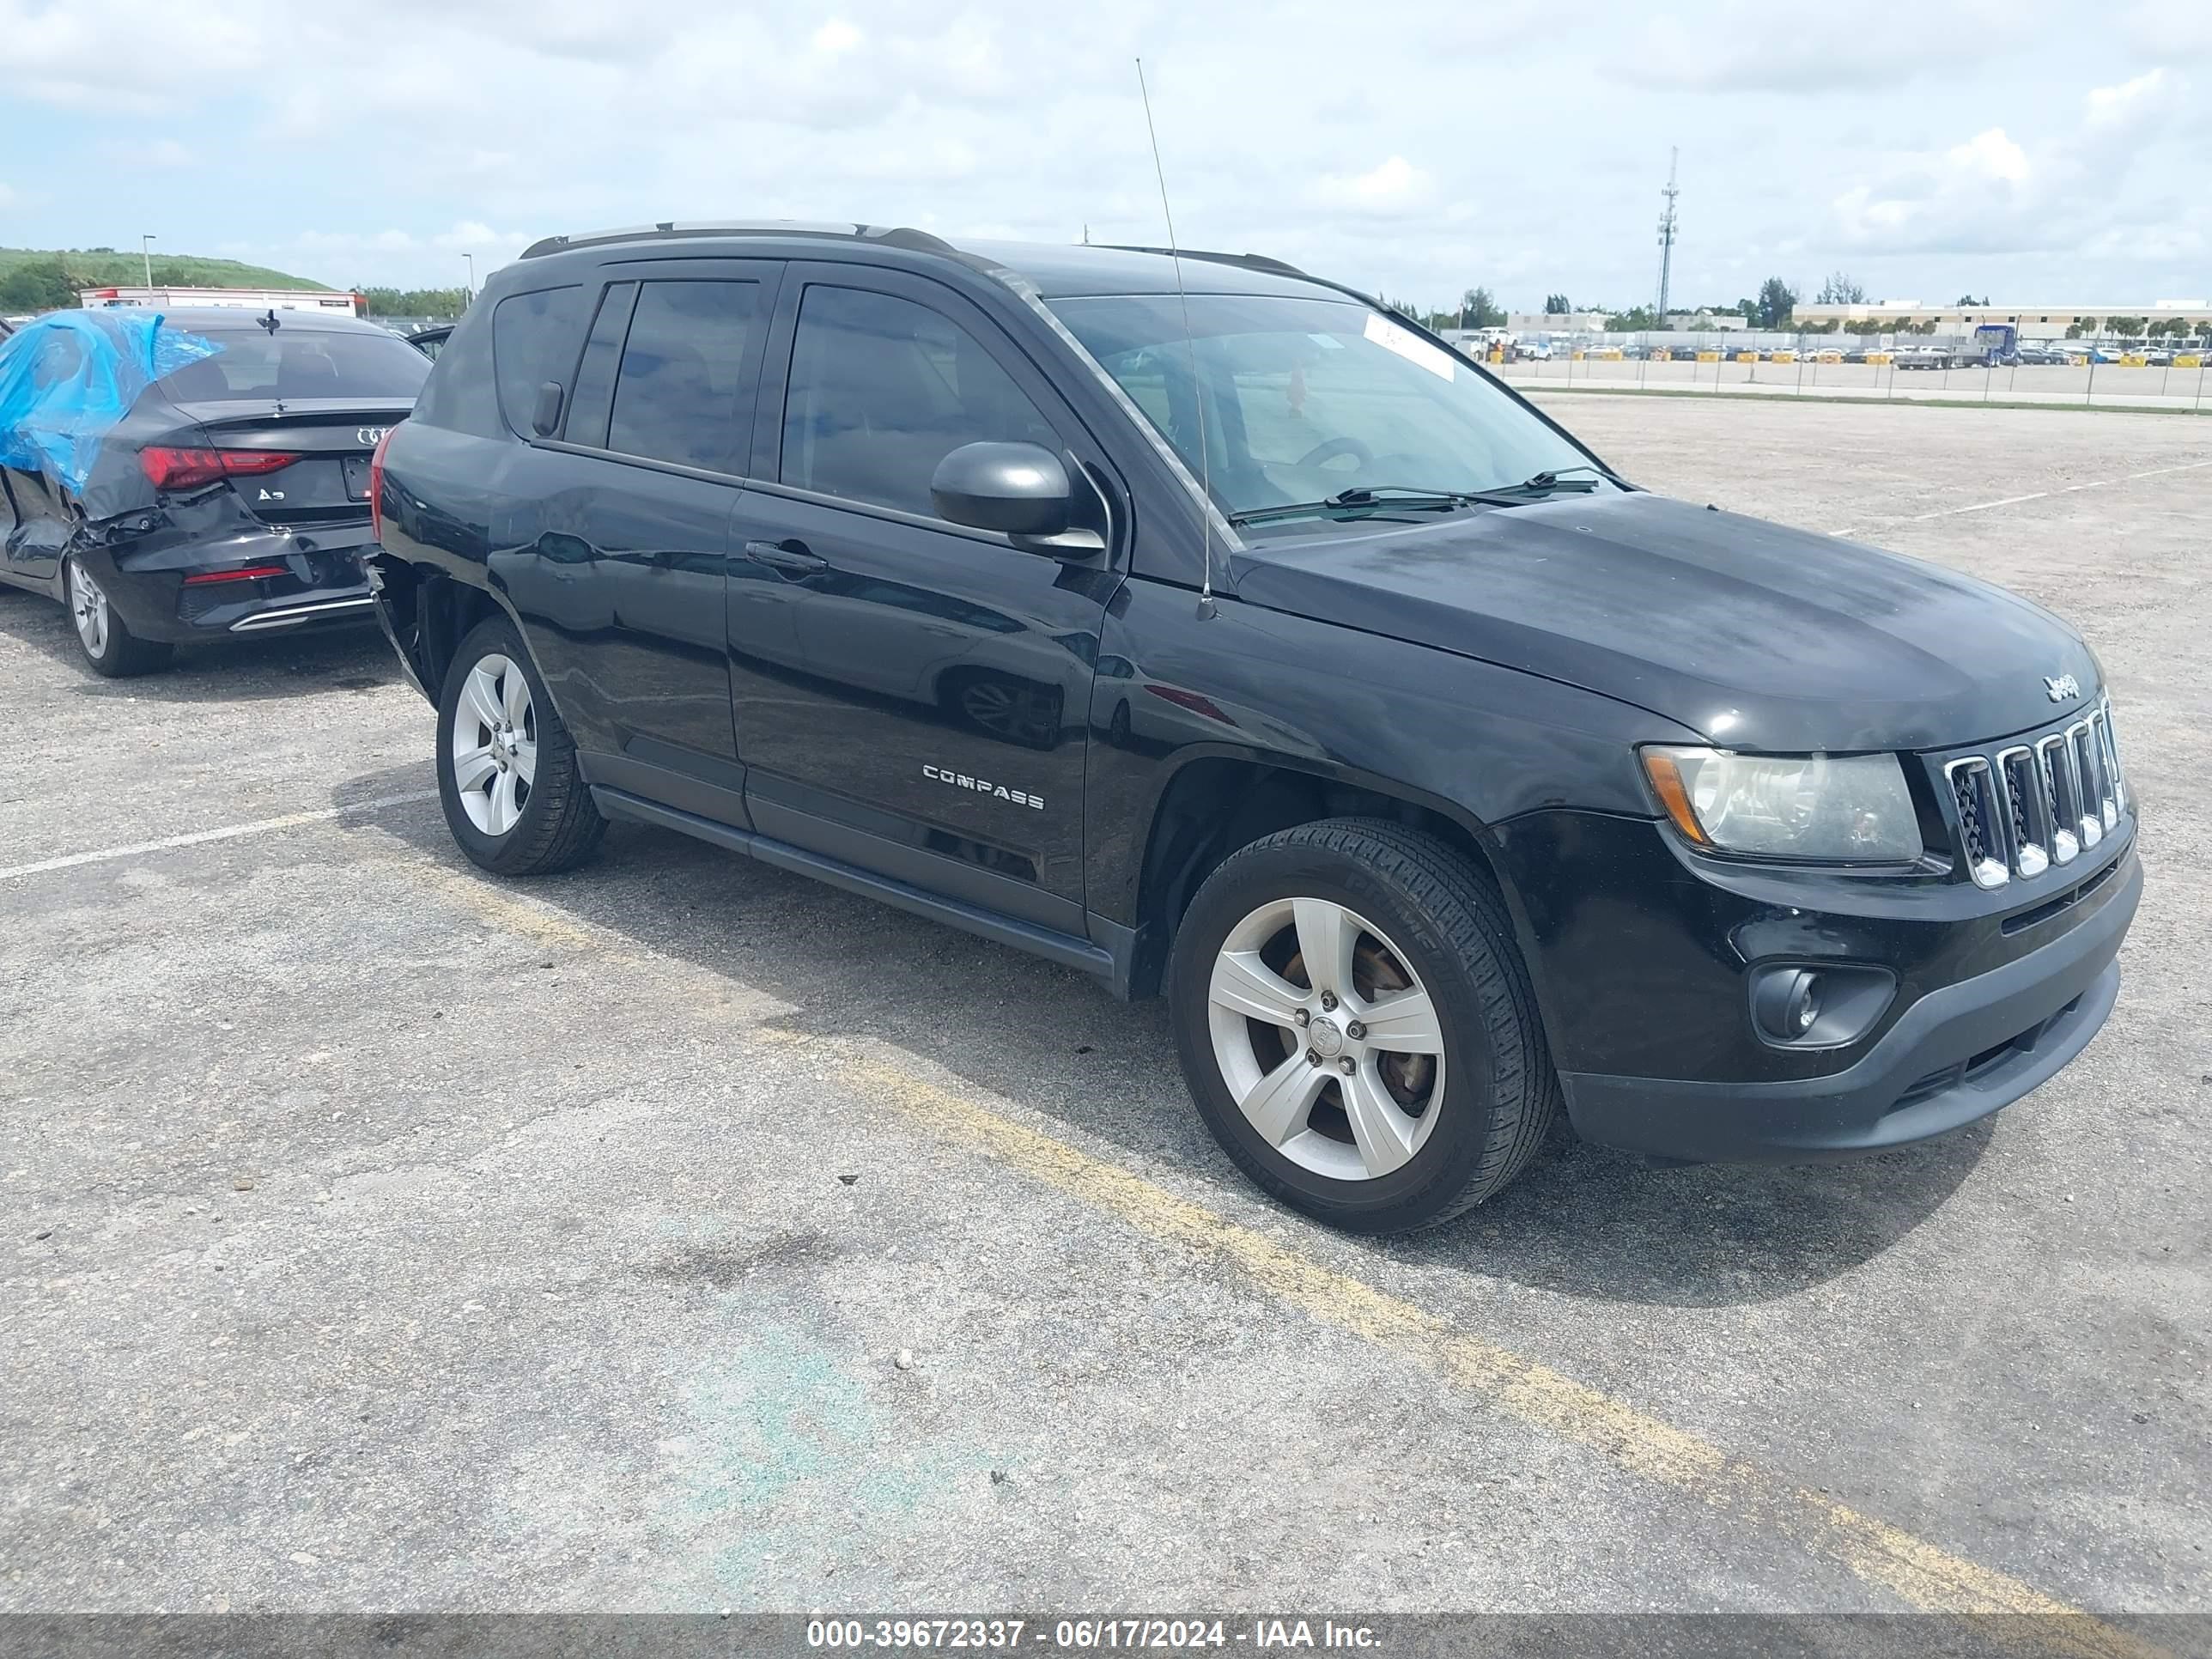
(744, 539), (826, 575)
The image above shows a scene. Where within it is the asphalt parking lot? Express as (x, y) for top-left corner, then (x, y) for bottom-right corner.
(2, 395), (2206, 1640)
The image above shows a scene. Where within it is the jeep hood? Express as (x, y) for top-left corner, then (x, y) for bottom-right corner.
(1226, 492), (2100, 752)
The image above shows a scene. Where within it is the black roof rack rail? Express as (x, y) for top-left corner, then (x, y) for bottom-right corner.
(520, 222), (960, 260)
(1101, 245), (1315, 281)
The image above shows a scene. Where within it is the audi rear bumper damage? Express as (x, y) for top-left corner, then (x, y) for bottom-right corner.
(71, 512), (380, 645)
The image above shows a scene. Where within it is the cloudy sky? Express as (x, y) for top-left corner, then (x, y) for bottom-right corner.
(1, 0), (2204, 309)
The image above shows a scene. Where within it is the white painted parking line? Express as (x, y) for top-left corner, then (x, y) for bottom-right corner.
(1831, 456), (2212, 536)
(0, 791), (438, 883)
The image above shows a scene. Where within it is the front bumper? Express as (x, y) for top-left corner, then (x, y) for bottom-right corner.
(1561, 854), (2136, 1161)
(1490, 808), (2142, 1165)
(85, 527), (380, 644)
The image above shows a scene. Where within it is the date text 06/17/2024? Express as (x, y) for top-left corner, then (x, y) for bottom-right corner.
(805, 1618), (1381, 1650)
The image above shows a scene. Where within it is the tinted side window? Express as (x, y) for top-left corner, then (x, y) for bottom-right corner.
(605, 281), (758, 473)
(780, 286), (1059, 519)
(562, 282), (638, 449)
(492, 286), (587, 436)
(396, 308), (498, 435)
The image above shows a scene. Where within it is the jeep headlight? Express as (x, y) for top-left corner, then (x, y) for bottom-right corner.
(1641, 747), (1921, 863)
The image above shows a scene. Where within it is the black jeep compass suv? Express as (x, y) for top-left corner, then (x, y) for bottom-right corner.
(365, 222), (2140, 1232)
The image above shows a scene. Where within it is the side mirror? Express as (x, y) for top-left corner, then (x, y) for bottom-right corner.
(930, 441), (1072, 538)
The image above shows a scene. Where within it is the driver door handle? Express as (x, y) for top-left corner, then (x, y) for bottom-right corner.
(744, 539), (826, 575)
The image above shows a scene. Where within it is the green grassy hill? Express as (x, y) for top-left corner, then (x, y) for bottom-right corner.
(1, 246), (331, 297)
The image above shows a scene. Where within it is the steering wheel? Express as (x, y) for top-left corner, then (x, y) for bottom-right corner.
(1294, 436), (1373, 470)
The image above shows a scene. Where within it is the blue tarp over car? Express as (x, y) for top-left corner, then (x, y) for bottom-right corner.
(0, 311), (222, 513)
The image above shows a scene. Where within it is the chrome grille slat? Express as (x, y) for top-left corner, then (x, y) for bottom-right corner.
(2093, 710), (2124, 816)
(2039, 733), (2081, 865)
(2069, 721), (2104, 850)
(1943, 702), (2126, 888)
(1943, 757), (2011, 889)
(1996, 746), (2049, 877)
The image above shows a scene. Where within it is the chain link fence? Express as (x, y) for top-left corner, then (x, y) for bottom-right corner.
(1474, 331), (2210, 411)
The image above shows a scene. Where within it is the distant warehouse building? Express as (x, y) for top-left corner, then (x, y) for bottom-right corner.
(1793, 299), (2212, 337)
(1506, 311), (1613, 334)
(78, 284), (368, 316)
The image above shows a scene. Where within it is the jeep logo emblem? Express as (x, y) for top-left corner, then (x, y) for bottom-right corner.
(2044, 673), (2081, 702)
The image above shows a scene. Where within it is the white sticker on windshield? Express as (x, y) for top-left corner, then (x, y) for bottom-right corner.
(1363, 312), (1456, 381)
(1308, 332), (1345, 349)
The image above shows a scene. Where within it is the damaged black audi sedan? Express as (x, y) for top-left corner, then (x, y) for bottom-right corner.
(0, 307), (428, 676)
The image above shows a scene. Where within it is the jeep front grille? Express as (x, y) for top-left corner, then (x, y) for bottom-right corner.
(1942, 704), (2125, 890)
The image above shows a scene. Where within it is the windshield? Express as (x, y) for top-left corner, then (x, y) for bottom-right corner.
(154, 327), (432, 403)
(1048, 292), (1601, 526)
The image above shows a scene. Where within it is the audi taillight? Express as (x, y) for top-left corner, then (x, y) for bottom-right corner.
(368, 427), (394, 542)
(1145, 683), (1238, 726)
(140, 447), (304, 491)
(182, 565), (289, 586)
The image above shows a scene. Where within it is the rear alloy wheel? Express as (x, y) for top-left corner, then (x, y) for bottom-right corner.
(1170, 818), (1559, 1232)
(65, 557), (171, 678)
(436, 616), (604, 876)
(452, 653), (537, 838)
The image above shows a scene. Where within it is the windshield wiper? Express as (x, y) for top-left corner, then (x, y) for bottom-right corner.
(1226, 485), (1484, 527)
(1226, 468), (1620, 527)
(1474, 464), (1611, 500)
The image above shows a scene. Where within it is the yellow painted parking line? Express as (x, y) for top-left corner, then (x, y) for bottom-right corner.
(811, 1040), (2163, 1659)
(391, 788), (2163, 1656)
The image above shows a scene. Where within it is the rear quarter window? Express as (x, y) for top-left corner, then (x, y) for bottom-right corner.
(409, 309), (499, 435)
(491, 286), (588, 438)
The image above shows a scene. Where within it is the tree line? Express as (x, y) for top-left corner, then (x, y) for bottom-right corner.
(358, 288), (470, 318)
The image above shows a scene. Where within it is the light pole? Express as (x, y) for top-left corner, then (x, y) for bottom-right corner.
(462, 253), (475, 310)
(141, 233), (157, 291)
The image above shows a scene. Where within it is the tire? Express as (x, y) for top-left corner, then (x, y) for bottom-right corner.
(1168, 817), (1560, 1233)
(435, 614), (605, 877)
(64, 556), (172, 678)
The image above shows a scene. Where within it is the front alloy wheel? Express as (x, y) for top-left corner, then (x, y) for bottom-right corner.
(1207, 897), (1445, 1182)
(1169, 817), (1560, 1232)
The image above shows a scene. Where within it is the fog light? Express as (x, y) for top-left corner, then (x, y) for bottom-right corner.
(1747, 962), (1898, 1049)
(1793, 976), (1821, 1033)
(1753, 968), (1822, 1042)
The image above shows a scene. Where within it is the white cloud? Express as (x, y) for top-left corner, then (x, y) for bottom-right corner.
(2124, 0), (2212, 53)
(1625, 0), (2059, 90)
(2086, 68), (2171, 128)
(1313, 155), (1436, 216)
(1830, 71), (2187, 259)
(0, 0), (2202, 307)
(0, 180), (16, 208)
(1947, 129), (2030, 184)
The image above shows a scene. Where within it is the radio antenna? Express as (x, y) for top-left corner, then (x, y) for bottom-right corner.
(1136, 57), (1215, 620)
